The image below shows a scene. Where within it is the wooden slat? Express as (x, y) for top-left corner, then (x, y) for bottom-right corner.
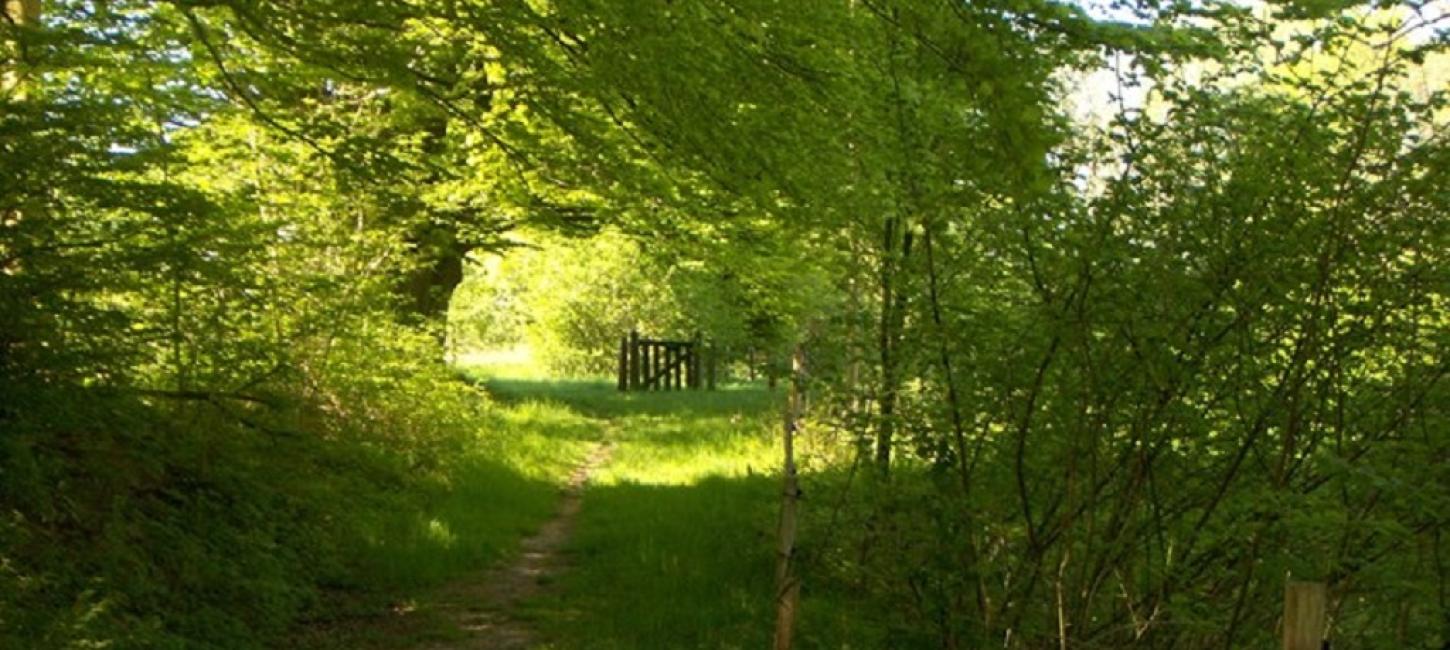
(640, 349), (691, 390)
(629, 330), (640, 390)
(617, 336), (628, 391)
(652, 342), (662, 390)
(644, 342), (652, 390)
(619, 332), (717, 392)
(708, 345), (717, 390)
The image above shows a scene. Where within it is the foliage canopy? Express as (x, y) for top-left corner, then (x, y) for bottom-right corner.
(2, 0), (1447, 647)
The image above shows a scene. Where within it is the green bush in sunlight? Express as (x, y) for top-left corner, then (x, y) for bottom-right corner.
(451, 231), (684, 376)
(449, 229), (832, 381)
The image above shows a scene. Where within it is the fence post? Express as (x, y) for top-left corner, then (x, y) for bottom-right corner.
(629, 330), (640, 391)
(1283, 581), (1327, 650)
(652, 342), (664, 388)
(690, 333), (702, 389)
(618, 335), (628, 391)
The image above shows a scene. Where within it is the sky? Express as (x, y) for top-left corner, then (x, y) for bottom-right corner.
(1061, 0), (1450, 127)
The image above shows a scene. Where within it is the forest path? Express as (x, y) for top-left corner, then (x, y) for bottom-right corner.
(288, 378), (781, 650)
(418, 440), (613, 650)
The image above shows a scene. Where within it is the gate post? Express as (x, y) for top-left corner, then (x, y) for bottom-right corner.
(629, 330), (641, 391)
(672, 344), (682, 390)
(690, 332), (702, 389)
(618, 335), (628, 391)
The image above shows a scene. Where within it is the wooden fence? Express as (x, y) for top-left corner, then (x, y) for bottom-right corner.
(617, 330), (715, 391)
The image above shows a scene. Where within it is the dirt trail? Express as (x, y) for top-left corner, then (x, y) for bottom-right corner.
(419, 441), (613, 650)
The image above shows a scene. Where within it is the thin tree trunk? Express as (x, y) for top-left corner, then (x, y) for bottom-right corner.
(875, 215), (911, 474)
(1, 0), (39, 368)
(773, 345), (806, 650)
(876, 217), (897, 473)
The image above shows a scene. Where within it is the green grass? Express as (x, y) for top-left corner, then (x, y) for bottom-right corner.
(288, 383), (601, 649)
(295, 352), (863, 649)
(533, 476), (779, 649)
(486, 376), (878, 650)
(458, 367), (788, 648)
(345, 400), (601, 589)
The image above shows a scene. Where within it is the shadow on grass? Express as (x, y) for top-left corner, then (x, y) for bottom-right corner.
(289, 392), (603, 649)
(524, 473), (879, 650)
(524, 475), (778, 648)
(467, 373), (872, 649)
(289, 455), (566, 650)
(294, 367), (838, 649)
(469, 373), (784, 420)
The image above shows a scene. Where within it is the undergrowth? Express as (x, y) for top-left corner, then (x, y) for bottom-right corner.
(0, 330), (591, 649)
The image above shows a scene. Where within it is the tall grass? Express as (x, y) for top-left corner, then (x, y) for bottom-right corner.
(301, 353), (866, 649)
(342, 399), (600, 590)
(463, 365), (788, 648)
(467, 367), (879, 649)
(288, 368), (600, 649)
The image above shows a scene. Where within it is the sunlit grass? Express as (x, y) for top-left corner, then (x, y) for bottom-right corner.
(292, 372), (602, 649)
(448, 355), (792, 649)
(480, 399), (603, 480)
(592, 412), (779, 486)
(302, 354), (806, 648)
(450, 345), (550, 380)
(344, 398), (598, 591)
(533, 475), (780, 649)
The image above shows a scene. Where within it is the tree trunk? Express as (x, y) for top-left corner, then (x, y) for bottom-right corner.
(773, 345), (806, 650)
(393, 111), (475, 340)
(875, 215), (912, 475)
(397, 223), (469, 337)
(1, 0), (39, 363)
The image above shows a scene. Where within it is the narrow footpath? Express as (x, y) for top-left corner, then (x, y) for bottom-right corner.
(419, 441), (613, 650)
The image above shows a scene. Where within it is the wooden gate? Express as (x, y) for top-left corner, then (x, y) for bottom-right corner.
(617, 330), (716, 391)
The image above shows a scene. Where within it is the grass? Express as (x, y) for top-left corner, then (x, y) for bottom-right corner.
(490, 371), (880, 649)
(288, 375), (601, 649)
(344, 400), (601, 589)
(293, 351), (864, 649)
(459, 356), (798, 648)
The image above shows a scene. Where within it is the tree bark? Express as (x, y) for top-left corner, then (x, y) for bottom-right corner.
(397, 223), (468, 333)
(875, 215), (912, 475)
(773, 345), (806, 650)
(1, 0), (39, 369)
